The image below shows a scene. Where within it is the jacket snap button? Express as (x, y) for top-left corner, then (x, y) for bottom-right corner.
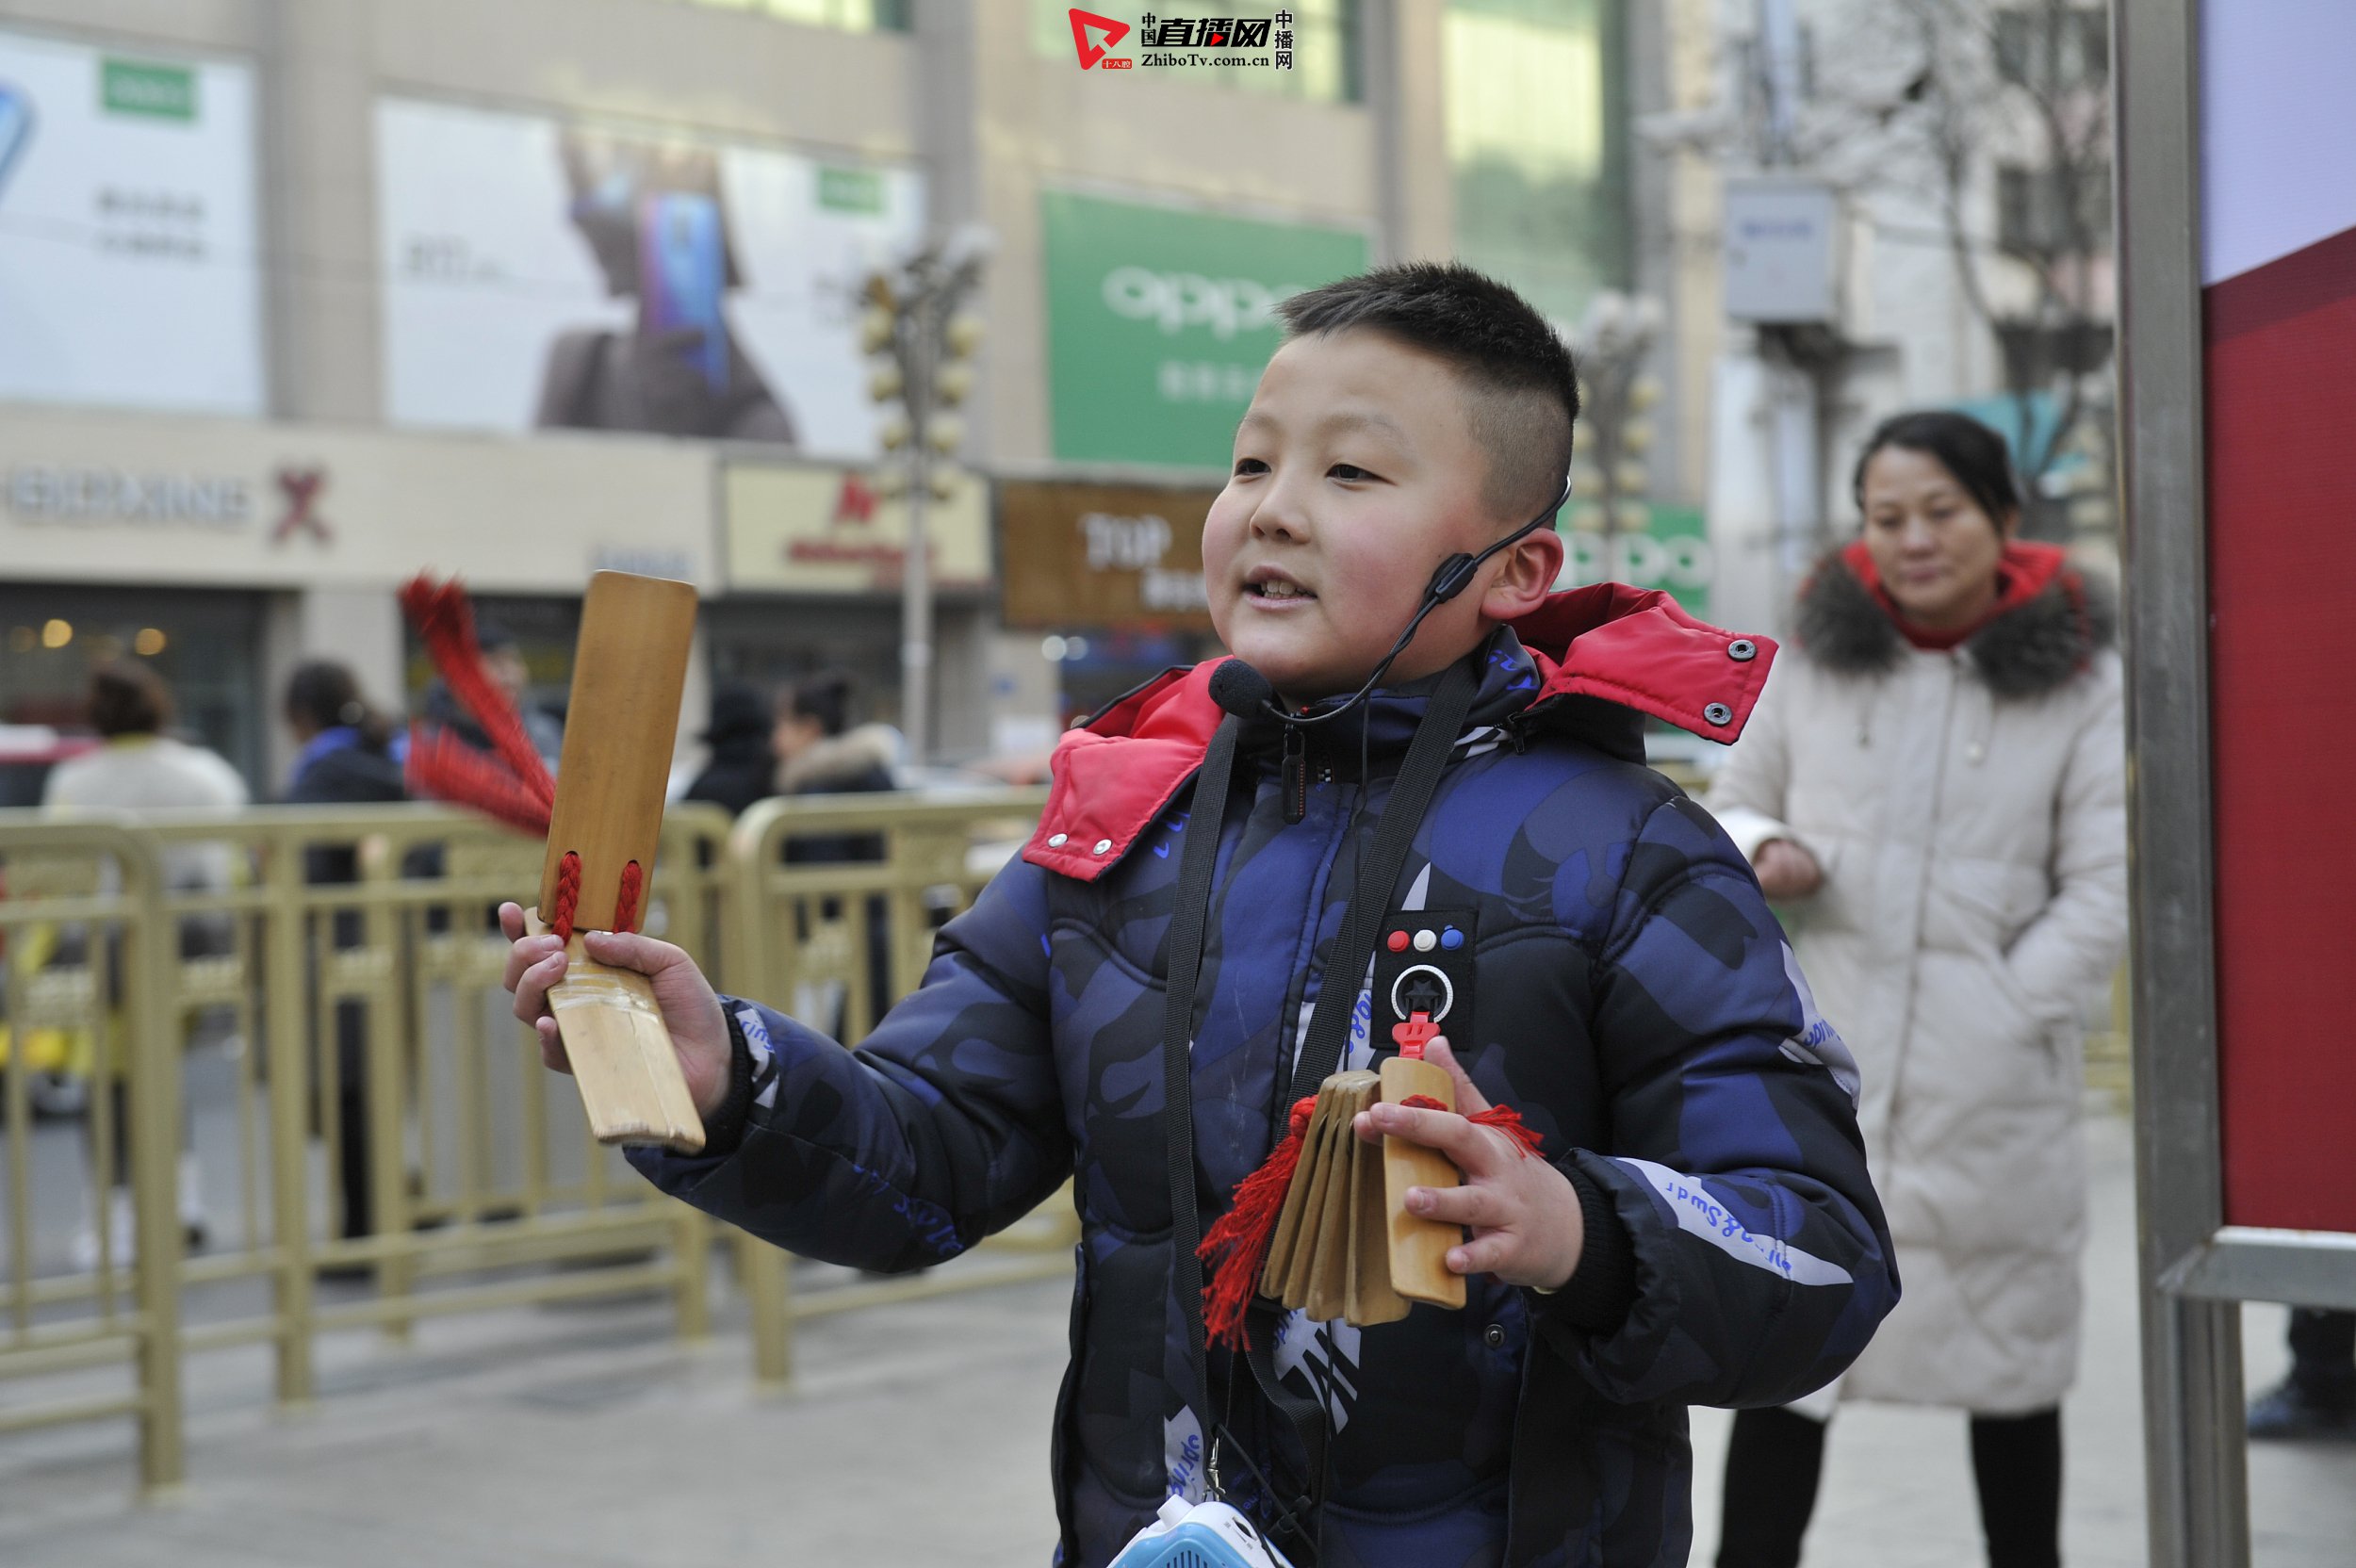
(1047, 833), (1068, 847)
(1728, 638), (1758, 662)
(1484, 1322), (1507, 1349)
(1704, 702), (1733, 727)
(1092, 839), (1113, 855)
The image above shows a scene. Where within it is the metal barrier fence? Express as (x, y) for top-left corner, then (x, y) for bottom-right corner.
(0, 791), (1054, 1493)
(0, 783), (2130, 1492)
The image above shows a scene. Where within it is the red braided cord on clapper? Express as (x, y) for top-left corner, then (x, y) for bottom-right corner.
(548, 851), (583, 941)
(612, 860), (644, 934)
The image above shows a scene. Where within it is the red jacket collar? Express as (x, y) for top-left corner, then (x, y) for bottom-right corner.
(1022, 584), (1776, 882)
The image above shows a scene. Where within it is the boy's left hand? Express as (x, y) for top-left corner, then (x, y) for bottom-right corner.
(1353, 1038), (1585, 1292)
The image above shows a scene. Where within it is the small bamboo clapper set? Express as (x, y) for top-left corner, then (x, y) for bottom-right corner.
(522, 573), (707, 1152)
(1260, 1040), (1465, 1323)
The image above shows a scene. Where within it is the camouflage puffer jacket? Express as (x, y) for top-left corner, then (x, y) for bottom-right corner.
(632, 587), (1898, 1568)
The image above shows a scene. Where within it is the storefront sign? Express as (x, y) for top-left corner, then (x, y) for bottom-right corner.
(1556, 504), (1714, 622)
(0, 27), (264, 414)
(0, 408), (717, 591)
(999, 479), (1219, 629)
(724, 463), (990, 594)
(375, 96), (924, 456)
(1040, 191), (1367, 467)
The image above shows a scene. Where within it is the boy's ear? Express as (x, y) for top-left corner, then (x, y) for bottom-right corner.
(1478, 527), (1564, 621)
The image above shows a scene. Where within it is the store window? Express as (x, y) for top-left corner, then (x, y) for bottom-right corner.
(0, 587), (267, 794)
(1030, 0), (1362, 104)
(1444, 0), (1628, 325)
(663, 0), (908, 30)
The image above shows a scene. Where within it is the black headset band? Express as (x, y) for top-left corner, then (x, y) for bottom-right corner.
(1264, 475), (1571, 728)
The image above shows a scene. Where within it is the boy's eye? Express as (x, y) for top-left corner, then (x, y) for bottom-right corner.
(1232, 457), (1268, 477)
(1329, 463), (1377, 482)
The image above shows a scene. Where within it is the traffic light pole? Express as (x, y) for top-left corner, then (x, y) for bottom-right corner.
(867, 231), (988, 768)
(900, 291), (935, 766)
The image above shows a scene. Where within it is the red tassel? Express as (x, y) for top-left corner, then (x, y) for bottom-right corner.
(1399, 1096), (1545, 1158)
(1469, 1104), (1546, 1158)
(402, 724), (553, 835)
(398, 574), (558, 821)
(1197, 1095), (1318, 1352)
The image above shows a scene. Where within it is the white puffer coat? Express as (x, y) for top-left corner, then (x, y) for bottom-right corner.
(1707, 551), (2126, 1414)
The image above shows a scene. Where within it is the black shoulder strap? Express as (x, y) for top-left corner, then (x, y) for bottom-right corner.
(1164, 712), (1245, 1432)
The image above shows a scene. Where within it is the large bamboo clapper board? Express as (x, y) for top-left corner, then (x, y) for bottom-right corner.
(522, 572), (706, 1152)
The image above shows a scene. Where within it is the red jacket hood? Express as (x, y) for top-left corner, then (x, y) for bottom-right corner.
(1023, 583), (1775, 882)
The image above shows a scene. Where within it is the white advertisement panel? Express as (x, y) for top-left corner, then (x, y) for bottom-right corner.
(377, 97), (924, 457)
(0, 27), (263, 414)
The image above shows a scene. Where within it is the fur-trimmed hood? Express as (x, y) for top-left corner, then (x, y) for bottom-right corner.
(777, 722), (899, 795)
(1795, 544), (2117, 700)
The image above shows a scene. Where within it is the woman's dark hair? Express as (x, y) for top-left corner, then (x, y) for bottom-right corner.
(283, 660), (392, 750)
(783, 671), (855, 739)
(88, 661), (172, 738)
(1852, 410), (2021, 530)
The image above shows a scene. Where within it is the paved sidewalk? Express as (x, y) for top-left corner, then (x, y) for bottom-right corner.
(0, 1111), (2348, 1566)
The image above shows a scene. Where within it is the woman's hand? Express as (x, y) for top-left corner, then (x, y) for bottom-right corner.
(499, 902), (734, 1121)
(1352, 1038), (1585, 1291)
(1753, 838), (1824, 902)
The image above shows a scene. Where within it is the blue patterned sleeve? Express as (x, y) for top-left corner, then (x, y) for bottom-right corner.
(1543, 793), (1898, 1408)
(629, 857), (1072, 1273)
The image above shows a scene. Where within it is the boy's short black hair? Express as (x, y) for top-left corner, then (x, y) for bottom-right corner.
(1275, 263), (1579, 525)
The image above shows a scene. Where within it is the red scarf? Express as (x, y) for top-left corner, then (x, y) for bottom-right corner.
(1840, 539), (2067, 651)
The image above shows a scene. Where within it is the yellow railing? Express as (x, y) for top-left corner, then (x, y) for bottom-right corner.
(0, 791), (1059, 1492)
(0, 785), (2133, 1492)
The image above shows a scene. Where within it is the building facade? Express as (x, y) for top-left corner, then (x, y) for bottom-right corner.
(0, 0), (1672, 788)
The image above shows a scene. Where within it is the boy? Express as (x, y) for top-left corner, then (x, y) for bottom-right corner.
(502, 264), (1894, 1567)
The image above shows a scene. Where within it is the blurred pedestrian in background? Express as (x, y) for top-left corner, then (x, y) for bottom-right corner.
(1706, 411), (2127, 1568)
(773, 670), (896, 804)
(681, 680), (777, 818)
(2250, 1310), (2356, 1441)
(282, 661), (406, 1250)
(44, 661), (245, 1266)
(772, 671), (897, 1040)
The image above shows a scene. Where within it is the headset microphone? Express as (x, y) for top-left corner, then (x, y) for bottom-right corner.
(1225, 475), (1571, 731)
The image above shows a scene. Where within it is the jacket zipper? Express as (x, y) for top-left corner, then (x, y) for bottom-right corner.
(1282, 726), (1308, 824)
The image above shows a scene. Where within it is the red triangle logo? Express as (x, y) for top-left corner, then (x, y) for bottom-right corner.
(1068, 8), (1129, 69)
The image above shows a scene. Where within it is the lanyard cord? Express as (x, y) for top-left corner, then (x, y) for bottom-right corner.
(1160, 658), (1481, 1560)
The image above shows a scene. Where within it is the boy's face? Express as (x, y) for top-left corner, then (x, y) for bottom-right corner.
(1203, 329), (1562, 701)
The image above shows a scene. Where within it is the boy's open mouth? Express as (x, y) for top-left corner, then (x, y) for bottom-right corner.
(1244, 568), (1316, 602)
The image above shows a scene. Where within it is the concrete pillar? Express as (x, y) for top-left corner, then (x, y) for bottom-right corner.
(1366, 0), (1455, 264)
(262, 0), (380, 422)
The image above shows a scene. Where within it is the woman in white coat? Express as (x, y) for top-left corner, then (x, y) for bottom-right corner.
(1708, 412), (2126, 1568)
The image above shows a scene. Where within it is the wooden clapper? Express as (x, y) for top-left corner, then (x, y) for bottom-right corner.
(1258, 1042), (1467, 1326)
(522, 572), (706, 1153)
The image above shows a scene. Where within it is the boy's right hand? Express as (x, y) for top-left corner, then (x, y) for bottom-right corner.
(498, 902), (735, 1122)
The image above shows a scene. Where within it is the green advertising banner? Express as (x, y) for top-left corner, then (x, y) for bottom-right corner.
(1556, 503), (1714, 622)
(1041, 190), (1369, 466)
